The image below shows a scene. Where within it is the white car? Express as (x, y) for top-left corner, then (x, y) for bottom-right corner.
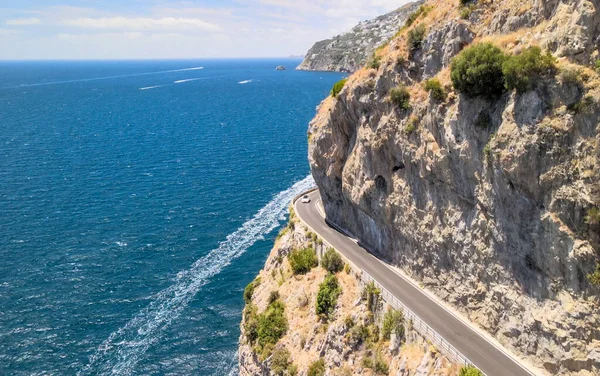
(301, 195), (311, 203)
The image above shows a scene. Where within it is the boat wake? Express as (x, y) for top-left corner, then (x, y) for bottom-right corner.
(78, 175), (315, 376)
(238, 80), (253, 84)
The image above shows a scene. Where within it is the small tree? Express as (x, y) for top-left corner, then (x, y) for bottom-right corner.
(288, 247), (318, 275)
(316, 274), (341, 319)
(459, 366), (484, 376)
(382, 308), (404, 340)
(424, 78), (446, 101)
(503, 46), (556, 93)
(451, 43), (508, 98)
(321, 248), (344, 273)
(332, 78), (348, 97)
(390, 86), (411, 110)
(408, 24), (426, 51)
(307, 359), (325, 376)
(363, 281), (381, 312)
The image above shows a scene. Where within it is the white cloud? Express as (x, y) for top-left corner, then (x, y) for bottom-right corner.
(6, 17), (41, 26)
(62, 17), (221, 32)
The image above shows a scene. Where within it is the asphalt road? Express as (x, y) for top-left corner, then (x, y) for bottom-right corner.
(294, 189), (535, 376)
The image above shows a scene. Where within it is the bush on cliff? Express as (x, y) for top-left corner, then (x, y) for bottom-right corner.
(503, 46), (556, 93)
(390, 86), (411, 110)
(459, 366), (484, 376)
(307, 359), (325, 376)
(407, 24), (426, 51)
(382, 308), (404, 340)
(243, 277), (261, 303)
(270, 347), (292, 375)
(321, 247), (344, 273)
(424, 78), (446, 101)
(288, 247), (318, 275)
(316, 274), (341, 319)
(332, 78), (348, 97)
(451, 43), (507, 98)
(256, 300), (288, 351)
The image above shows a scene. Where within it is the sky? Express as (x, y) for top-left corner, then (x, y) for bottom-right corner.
(0, 0), (411, 60)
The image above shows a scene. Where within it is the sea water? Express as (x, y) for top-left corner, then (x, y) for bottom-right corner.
(0, 59), (343, 375)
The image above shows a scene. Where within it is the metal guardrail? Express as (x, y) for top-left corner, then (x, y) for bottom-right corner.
(292, 191), (485, 374)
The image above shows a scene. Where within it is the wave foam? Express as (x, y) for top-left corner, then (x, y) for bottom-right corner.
(238, 80), (253, 84)
(139, 85), (163, 91)
(174, 78), (203, 84)
(78, 175), (315, 376)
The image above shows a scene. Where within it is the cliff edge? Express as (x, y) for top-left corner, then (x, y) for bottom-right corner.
(309, 0), (600, 375)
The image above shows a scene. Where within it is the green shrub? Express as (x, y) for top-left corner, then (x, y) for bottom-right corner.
(349, 324), (370, 344)
(369, 55), (382, 70)
(363, 281), (381, 313)
(307, 359), (325, 376)
(404, 117), (418, 135)
(586, 207), (600, 225)
(244, 277), (261, 303)
(270, 347), (291, 375)
(321, 248), (344, 273)
(256, 300), (288, 350)
(460, 4), (474, 19)
(568, 95), (595, 114)
(451, 43), (508, 98)
(362, 357), (374, 369)
(268, 290), (280, 304)
(475, 112), (491, 129)
(484, 134), (495, 159)
(459, 365), (484, 376)
(288, 364), (298, 376)
(595, 59), (600, 74)
(560, 67), (584, 85)
(390, 86), (411, 110)
(589, 263), (600, 286)
(316, 274), (341, 319)
(424, 78), (446, 101)
(332, 78), (348, 98)
(408, 24), (426, 51)
(405, 5), (433, 27)
(382, 308), (405, 340)
(288, 247), (318, 275)
(503, 46), (556, 93)
(243, 303), (259, 343)
(374, 356), (389, 375)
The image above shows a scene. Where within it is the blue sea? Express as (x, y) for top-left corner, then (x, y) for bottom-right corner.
(0, 59), (343, 375)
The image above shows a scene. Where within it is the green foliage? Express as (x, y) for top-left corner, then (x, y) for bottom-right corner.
(288, 247), (318, 275)
(362, 357), (374, 369)
(244, 277), (261, 303)
(459, 365), (484, 376)
(503, 46), (556, 93)
(288, 364), (298, 376)
(404, 117), (418, 135)
(390, 86), (411, 110)
(424, 78), (446, 101)
(321, 248), (344, 273)
(588, 263), (600, 286)
(307, 359), (325, 376)
(270, 347), (291, 376)
(349, 324), (370, 344)
(560, 67), (584, 85)
(382, 308), (404, 340)
(256, 300), (288, 351)
(475, 112), (491, 129)
(243, 303), (259, 343)
(316, 274), (341, 319)
(407, 24), (426, 51)
(363, 281), (381, 313)
(331, 78), (348, 98)
(586, 207), (600, 225)
(268, 290), (280, 304)
(451, 43), (508, 98)
(568, 95), (595, 114)
(484, 134), (495, 160)
(460, 4), (474, 19)
(595, 59), (600, 74)
(405, 5), (433, 27)
(369, 55), (382, 70)
(344, 263), (351, 274)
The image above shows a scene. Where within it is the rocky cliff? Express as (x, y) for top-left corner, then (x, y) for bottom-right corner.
(239, 212), (458, 375)
(296, 2), (423, 73)
(308, 0), (600, 375)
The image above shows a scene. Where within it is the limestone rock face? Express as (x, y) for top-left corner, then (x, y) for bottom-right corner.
(308, 0), (600, 374)
(296, 1), (423, 73)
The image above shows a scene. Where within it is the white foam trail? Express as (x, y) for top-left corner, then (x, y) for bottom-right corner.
(238, 80), (253, 84)
(7, 67), (206, 89)
(139, 85), (164, 91)
(78, 175), (315, 376)
(173, 78), (204, 84)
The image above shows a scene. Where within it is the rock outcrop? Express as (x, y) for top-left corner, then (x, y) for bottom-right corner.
(296, 2), (424, 73)
(308, 0), (600, 375)
(238, 215), (458, 375)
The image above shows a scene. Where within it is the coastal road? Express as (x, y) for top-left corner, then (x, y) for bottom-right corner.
(294, 189), (536, 376)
